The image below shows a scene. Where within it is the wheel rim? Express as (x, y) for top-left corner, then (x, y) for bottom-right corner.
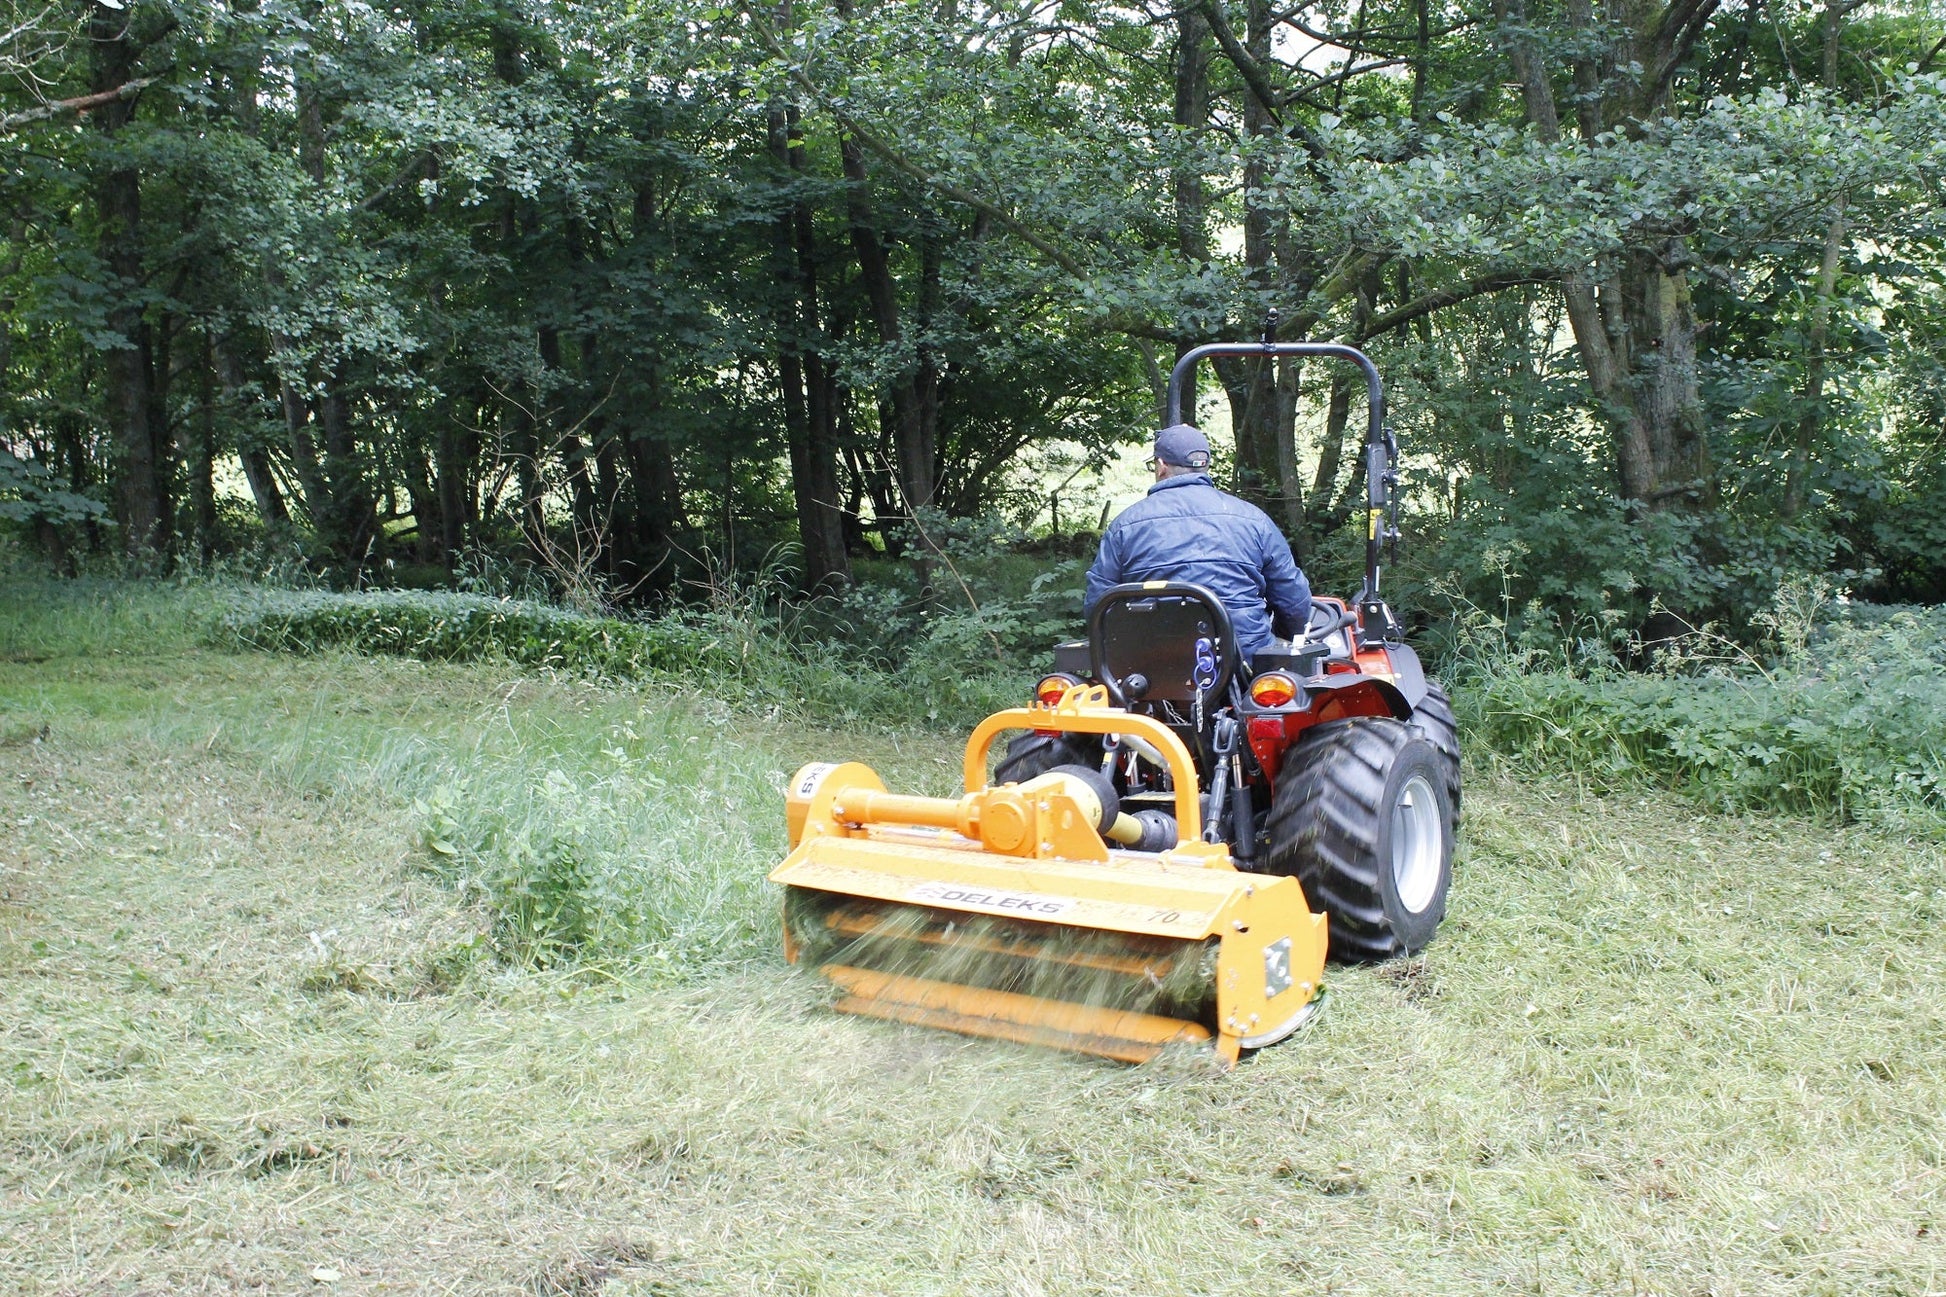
(1390, 774), (1443, 914)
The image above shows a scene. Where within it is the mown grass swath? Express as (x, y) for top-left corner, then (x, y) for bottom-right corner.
(4, 574), (1944, 1294)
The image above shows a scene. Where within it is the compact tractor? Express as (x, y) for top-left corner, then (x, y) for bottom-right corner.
(770, 342), (1461, 1065)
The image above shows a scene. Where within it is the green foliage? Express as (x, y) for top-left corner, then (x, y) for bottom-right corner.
(6, 0), (1944, 637)
(218, 588), (721, 678)
(816, 522), (1089, 667)
(1451, 603), (1946, 827)
(214, 581), (1028, 732)
(0, 450), (106, 525)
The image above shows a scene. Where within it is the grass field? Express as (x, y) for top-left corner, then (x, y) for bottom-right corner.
(2, 581), (1943, 1295)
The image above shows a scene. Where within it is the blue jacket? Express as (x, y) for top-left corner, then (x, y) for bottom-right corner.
(1085, 475), (1311, 661)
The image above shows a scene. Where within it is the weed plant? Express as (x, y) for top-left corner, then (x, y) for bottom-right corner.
(1444, 580), (1946, 828)
(406, 712), (789, 972)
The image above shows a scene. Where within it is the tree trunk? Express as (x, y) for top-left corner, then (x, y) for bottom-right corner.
(839, 133), (937, 592)
(909, 222), (942, 514)
(1783, 0), (1854, 518)
(1172, 8), (1213, 428)
(269, 44), (375, 574)
(90, 7), (166, 559)
(212, 339), (291, 526)
(276, 367), (330, 525)
(848, 442), (903, 552)
(314, 386), (374, 571)
(1781, 215), (1845, 520)
(840, 136), (929, 514)
(768, 87), (850, 589)
(192, 334), (218, 562)
(559, 432), (599, 543)
(1221, 0), (1279, 506)
(434, 423), (469, 562)
(620, 364), (684, 595)
(401, 451), (442, 565)
(1211, 0), (1310, 542)
(1498, 0), (1717, 513)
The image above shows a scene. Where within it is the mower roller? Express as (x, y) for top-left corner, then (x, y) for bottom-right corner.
(770, 339), (1459, 1066)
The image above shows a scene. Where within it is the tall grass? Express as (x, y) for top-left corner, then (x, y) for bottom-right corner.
(0, 575), (204, 660)
(404, 718), (788, 972)
(215, 583), (1025, 733)
(1448, 590), (1946, 827)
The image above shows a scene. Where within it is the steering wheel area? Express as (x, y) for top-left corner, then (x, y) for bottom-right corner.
(1299, 603), (1359, 644)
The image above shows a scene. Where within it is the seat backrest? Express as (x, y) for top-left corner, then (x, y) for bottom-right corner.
(1088, 583), (1236, 704)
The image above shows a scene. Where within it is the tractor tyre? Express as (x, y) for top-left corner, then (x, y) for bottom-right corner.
(995, 731), (1098, 786)
(1261, 718), (1454, 963)
(1412, 679), (1463, 827)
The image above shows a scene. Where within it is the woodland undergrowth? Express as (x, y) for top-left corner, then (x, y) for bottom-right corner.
(1441, 580), (1946, 829)
(219, 568), (1946, 832)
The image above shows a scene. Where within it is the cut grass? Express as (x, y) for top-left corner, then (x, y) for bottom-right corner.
(2, 579), (1944, 1294)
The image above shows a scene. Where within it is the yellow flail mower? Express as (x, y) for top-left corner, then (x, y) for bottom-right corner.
(770, 342), (1461, 1066)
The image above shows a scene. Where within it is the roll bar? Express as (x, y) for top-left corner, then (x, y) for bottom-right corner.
(1164, 341), (1396, 605)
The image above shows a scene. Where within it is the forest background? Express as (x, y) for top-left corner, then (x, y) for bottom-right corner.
(2, 0), (1943, 640)
(6, 5), (1946, 1286)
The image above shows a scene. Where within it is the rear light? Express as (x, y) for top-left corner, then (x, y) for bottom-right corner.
(1036, 673), (1080, 706)
(1249, 672), (1298, 708)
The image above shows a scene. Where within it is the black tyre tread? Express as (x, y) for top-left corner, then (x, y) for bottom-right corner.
(1412, 679), (1463, 826)
(994, 732), (1096, 786)
(1262, 718), (1449, 963)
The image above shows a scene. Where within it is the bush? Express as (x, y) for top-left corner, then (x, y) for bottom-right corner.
(215, 584), (1032, 732)
(218, 589), (728, 678)
(1452, 602), (1946, 827)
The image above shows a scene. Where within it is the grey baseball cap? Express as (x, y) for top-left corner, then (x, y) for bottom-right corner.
(1154, 423), (1212, 468)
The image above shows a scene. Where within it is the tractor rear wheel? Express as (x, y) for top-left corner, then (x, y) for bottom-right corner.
(995, 731), (1098, 785)
(1412, 680), (1463, 826)
(1261, 718), (1454, 963)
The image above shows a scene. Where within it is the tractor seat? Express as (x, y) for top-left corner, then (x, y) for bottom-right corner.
(1087, 582), (1238, 706)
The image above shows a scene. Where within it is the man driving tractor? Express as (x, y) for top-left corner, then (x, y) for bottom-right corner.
(773, 341), (1461, 1066)
(1084, 422), (1312, 660)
